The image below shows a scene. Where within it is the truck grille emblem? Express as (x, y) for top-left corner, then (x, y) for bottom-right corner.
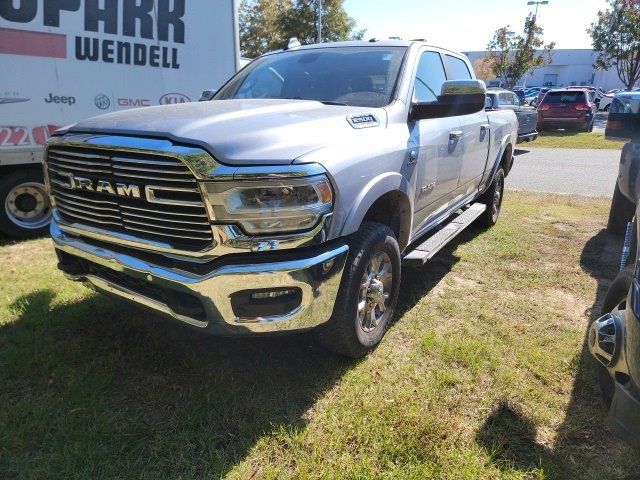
(55, 173), (141, 199)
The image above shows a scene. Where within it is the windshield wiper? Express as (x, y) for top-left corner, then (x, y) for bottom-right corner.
(319, 100), (350, 106)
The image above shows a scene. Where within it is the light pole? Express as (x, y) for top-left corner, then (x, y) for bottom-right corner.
(527, 0), (549, 20)
(317, 0), (323, 43)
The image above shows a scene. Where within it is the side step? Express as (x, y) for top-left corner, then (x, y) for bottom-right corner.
(402, 203), (486, 267)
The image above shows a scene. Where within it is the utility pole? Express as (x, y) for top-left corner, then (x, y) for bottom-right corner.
(317, 0), (323, 43)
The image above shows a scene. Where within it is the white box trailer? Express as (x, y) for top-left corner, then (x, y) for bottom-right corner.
(0, 0), (241, 238)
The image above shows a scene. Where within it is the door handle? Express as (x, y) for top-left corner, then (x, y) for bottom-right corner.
(449, 130), (463, 140)
(480, 124), (490, 132)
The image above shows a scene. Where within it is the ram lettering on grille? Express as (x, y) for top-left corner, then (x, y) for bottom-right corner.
(46, 146), (213, 251)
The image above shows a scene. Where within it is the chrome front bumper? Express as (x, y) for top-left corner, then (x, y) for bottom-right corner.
(51, 220), (348, 335)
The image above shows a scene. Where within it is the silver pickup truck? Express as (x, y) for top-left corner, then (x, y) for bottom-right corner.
(46, 40), (517, 357)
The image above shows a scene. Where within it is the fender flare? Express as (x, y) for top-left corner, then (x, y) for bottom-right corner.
(339, 172), (413, 249)
(481, 134), (514, 193)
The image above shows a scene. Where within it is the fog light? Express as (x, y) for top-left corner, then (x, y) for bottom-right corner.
(251, 289), (296, 300)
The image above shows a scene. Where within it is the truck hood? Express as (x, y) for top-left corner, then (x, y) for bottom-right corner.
(67, 99), (386, 166)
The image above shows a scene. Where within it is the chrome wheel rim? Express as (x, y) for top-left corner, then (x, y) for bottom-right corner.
(5, 182), (52, 229)
(358, 251), (393, 332)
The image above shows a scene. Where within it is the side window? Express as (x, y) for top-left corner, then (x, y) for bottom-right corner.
(413, 51), (447, 103)
(445, 54), (472, 80)
(511, 93), (520, 105)
(499, 92), (511, 105)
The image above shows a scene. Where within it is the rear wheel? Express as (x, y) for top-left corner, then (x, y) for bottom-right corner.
(0, 169), (52, 239)
(314, 221), (401, 358)
(477, 167), (505, 228)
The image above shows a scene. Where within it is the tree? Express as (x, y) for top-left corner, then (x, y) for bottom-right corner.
(472, 56), (496, 83)
(277, 0), (365, 46)
(486, 14), (555, 89)
(239, 0), (365, 58)
(239, 0), (292, 59)
(588, 0), (640, 91)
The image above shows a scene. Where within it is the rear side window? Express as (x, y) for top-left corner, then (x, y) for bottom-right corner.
(413, 51), (447, 102)
(446, 55), (472, 80)
(542, 91), (586, 104)
(498, 92), (512, 105)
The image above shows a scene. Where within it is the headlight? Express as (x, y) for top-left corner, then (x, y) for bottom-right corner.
(201, 175), (333, 234)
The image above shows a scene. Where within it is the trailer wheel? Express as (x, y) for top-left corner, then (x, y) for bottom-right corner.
(0, 169), (52, 239)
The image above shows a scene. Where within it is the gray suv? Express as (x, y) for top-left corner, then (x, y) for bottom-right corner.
(46, 41), (517, 357)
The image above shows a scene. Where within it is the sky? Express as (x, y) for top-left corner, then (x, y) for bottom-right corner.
(343, 0), (610, 52)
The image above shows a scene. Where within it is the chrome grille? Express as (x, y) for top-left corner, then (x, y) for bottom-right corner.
(47, 146), (213, 251)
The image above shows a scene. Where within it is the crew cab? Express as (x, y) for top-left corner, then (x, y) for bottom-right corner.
(46, 40), (517, 358)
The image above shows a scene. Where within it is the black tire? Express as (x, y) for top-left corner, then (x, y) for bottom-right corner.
(314, 221), (401, 358)
(0, 168), (52, 239)
(597, 266), (635, 407)
(476, 167), (505, 228)
(607, 183), (636, 236)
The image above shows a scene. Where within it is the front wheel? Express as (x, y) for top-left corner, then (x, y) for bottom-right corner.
(477, 167), (505, 228)
(0, 169), (52, 239)
(314, 221), (401, 358)
(596, 266), (635, 406)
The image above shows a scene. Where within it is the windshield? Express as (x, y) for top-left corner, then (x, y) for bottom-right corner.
(542, 91), (586, 104)
(214, 46), (407, 108)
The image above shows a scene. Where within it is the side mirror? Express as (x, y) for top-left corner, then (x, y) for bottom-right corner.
(410, 80), (487, 120)
(199, 89), (217, 101)
(484, 96), (494, 110)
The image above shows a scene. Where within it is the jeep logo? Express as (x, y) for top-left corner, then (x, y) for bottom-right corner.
(58, 174), (141, 199)
(45, 93), (76, 106)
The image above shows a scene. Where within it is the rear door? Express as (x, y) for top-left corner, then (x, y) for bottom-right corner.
(445, 54), (490, 194)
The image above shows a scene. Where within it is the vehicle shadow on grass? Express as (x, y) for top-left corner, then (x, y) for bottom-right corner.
(476, 229), (640, 479)
(0, 289), (353, 478)
(0, 231), (471, 478)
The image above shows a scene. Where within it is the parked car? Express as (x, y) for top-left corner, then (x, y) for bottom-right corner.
(45, 40), (518, 358)
(530, 87), (551, 107)
(524, 87), (542, 105)
(486, 89), (538, 143)
(592, 93), (640, 450)
(537, 88), (597, 132)
(599, 90), (620, 112)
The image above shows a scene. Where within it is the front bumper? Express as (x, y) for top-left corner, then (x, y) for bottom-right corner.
(51, 220), (349, 335)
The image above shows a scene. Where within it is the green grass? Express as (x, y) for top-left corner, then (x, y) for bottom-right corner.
(1, 192), (639, 479)
(528, 131), (625, 150)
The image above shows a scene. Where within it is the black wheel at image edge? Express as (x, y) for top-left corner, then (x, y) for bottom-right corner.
(598, 266), (635, 407)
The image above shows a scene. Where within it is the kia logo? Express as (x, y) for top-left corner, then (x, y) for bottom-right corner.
(159, 93), (191, 105)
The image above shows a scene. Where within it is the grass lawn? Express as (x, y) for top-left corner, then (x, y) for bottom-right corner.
(528, 131), (625, 150)
(1, 192), (639, 479)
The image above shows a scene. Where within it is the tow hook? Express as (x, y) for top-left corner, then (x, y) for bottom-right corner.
(589, 313), (623, 367)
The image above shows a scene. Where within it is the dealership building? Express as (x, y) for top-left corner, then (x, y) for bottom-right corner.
(464, 49), (628, 91)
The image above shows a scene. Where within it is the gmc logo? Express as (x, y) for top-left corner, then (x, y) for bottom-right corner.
(117, 98), (151, 107)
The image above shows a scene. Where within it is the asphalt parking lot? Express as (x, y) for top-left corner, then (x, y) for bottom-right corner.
(507, 146), (620, 197)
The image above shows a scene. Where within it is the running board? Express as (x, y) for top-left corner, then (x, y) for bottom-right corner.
(402, 203), (486, 267)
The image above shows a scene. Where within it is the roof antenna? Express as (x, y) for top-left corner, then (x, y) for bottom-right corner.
(283, 37), (301, 50)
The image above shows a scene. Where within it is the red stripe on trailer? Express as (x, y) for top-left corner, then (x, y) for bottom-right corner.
(0, 28), (67, 59)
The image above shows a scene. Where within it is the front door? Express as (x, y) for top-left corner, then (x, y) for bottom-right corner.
(409, 50), (463, 228)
